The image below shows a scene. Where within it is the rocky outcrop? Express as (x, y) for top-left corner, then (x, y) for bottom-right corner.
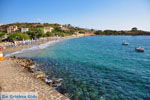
(34, 71), (46, 79)
(6, 57), (70, 99)
(10, 56), (35, 67)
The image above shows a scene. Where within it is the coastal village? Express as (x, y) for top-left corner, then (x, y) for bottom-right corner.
(0, 23), (94, 52)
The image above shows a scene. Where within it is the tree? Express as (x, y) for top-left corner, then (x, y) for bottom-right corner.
(131, 27), (138, 31)
(45, 32), (55, 37)
(27, 28), (45, 38)
(27, 31), (36, 39)
(67, 24), (71, 27)
(90, 29), (94, 31)
(0, 32), (6, 37)
(94, 30), (103, 35)
(53, 26), (63, 32)
(8, 33), (30, 41)
(0, 32), (7, 42)
(37, 28), (44, 34)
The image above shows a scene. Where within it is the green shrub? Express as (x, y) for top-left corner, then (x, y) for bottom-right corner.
(45, 32), (55, 37)
(0, 32), (6, 37)
(8, 33), (30, 41)
(94, 30), (103, 35)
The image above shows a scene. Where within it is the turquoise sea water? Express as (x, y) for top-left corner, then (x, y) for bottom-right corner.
(17, 36), (150, 100)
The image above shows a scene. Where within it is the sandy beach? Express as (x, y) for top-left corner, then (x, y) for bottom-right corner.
(2, 33), (94, 55)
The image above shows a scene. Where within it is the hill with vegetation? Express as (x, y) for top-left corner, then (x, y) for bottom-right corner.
(0, 23), (150, 42)
(0, 22), (93, 42)
(94, 27), (150, 35)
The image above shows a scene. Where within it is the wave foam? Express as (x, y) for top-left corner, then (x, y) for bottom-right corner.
(5, 39), (61, 57)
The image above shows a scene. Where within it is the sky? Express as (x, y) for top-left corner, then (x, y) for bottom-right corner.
(0, 0), (150, 31)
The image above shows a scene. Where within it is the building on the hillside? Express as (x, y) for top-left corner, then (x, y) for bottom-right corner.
(6, 25), (18, 33)
(43, 27), (53, 33)
(60, 25), (69, 31)
(21, 28), (29, 33)
(75, 31), (80, 35)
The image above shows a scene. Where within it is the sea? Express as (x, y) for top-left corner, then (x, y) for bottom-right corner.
(15, 36), (150, 100)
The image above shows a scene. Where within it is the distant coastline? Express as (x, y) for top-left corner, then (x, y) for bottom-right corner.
(94, 27), (150, 36)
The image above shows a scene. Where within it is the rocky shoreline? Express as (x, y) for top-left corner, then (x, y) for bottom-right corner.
(0, 57), (70, 100)
(10, 56), (69, 95)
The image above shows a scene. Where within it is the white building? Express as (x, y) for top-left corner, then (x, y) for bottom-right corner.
(43, 27), (53, 33)
(7, 25), (18, 33)
(21, 28), (29, 33)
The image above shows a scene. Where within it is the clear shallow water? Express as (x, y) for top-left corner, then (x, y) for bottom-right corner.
(17, 36), (150, 100)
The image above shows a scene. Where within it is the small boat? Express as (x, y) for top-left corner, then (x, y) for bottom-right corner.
(122, 42), (129, 45)
(135, 47), (144, 52)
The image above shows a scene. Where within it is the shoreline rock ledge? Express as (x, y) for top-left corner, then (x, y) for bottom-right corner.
(0, 57), (70, 100)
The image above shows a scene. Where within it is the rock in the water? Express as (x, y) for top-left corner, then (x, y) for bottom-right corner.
(45, 78), (53, 86)
(34, 71), (46, 79)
